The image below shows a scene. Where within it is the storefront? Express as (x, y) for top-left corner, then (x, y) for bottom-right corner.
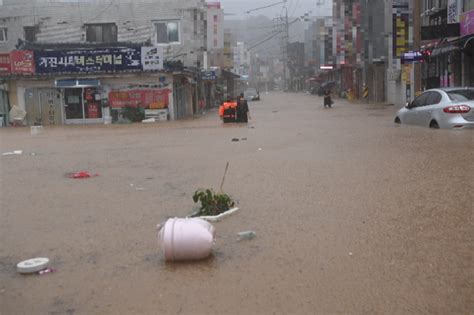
(0, 86), (9, 127)
(0, 53), (12, 126)
(423, 35), (474, 89)
(16, 73), (174, 125)
(461, 36), (474, 86)
(56, 79), (104, 124)
(2, 46), (207, 125)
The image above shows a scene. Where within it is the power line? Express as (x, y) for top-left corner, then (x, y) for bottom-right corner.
(248, 30), (283, 50)
(245, 0), (287, 14)
(246, 29), (282, 46)
(291, 0), (300, 17)
(246, 24), (279, 30)
(252, 41), (281, 54)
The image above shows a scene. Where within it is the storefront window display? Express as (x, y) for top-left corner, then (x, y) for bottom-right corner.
(64, 87), (102, 121)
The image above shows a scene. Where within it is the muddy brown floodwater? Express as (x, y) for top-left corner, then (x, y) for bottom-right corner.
(1, 92), (473, 314)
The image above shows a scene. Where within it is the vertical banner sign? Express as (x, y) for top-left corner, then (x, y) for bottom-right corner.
(460, 10), (474, 36)
(447, 0), (461, 24)
(141, 46), (163, 71)
(11, 50), (35, 74)
(402, 64), (412, 84)
(0, 53), (11, 75)
(393, 1), (410, 58)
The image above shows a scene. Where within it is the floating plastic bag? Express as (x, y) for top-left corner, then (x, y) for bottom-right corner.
(68, 171), (98, 179)
(158, 218), (215, 262)
(9, 105), (27, 123)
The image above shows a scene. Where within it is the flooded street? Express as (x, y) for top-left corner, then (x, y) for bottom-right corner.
(1, 92), (473, 314)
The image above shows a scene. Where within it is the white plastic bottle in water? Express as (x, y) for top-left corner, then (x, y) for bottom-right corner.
(158, 218), (216, 262)
(237, 231), (256, 241)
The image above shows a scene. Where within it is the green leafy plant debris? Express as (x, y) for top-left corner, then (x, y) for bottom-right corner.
(192, 189), (235, 217)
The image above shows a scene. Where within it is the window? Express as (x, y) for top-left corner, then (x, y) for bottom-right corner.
(0, 28), (7, 42)
(213, 15), (218, 23)
(411, 92), (429, 107)
(85, 23), (117, 43)
(155, 21), (180, 44)
(24, 26), (38, 42)
(448, 89), (474, 101)
(425, 91), (442, 105)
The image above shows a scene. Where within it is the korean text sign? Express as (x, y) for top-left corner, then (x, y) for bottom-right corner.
(460, 10), (474, 36)
(108, 89), (170, 108)
(11, 50), (35, 74)
(35, 48), (141, 74)
(0, 53), (11, 75)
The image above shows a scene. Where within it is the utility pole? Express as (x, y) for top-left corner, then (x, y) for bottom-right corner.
(275, 6), (289, 91)
(284, 5), (289, 91)
(413, 0), (421, 95)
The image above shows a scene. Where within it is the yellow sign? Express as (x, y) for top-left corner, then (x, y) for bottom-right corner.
(402, 64), (412, 83)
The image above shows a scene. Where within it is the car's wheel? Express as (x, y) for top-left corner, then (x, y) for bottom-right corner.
(394, 117), (401, 124)
(429, 120), (440, 129)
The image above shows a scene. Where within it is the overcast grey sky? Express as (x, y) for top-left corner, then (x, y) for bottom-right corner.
(217, 0), (332, 19)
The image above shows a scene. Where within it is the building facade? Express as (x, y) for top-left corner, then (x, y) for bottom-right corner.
(304, 17), (334, 71)
(420, 0), (474, 89)
(0, 0), (218, 125)
(205, 1), (225, 70)
(232, 42), (250, 77)
(287, 42), (305, 91)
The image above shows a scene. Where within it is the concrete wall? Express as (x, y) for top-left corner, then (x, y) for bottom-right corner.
(0, 0), (207, 68)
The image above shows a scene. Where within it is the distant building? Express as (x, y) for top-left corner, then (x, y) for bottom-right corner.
(287, 42), (305, 91)
(223, 29), (235, 70)
(304, 17), (334, 71)
(233, 42), (250, 76)
(205, 2), (225, 69)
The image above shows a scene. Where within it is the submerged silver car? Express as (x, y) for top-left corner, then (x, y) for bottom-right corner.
(243, 88), (260, 101)
(394, 88), (474, 129)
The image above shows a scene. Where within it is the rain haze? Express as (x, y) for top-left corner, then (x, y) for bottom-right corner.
(220, 0), (332, 18)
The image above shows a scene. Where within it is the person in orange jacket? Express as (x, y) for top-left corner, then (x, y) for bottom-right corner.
(219, 97), (238, 123)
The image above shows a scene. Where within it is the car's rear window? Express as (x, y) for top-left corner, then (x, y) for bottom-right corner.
(447, 90), (474, 101)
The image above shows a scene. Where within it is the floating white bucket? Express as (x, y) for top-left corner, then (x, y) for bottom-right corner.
(158, 218), (215, 262)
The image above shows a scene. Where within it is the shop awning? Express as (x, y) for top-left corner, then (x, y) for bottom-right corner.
(431, 44), (459, 57)
(430, 35), (474, 57)
(461, 35), (474, 49)
(55, 79), (100, 88)
(221, 70), (240, 79)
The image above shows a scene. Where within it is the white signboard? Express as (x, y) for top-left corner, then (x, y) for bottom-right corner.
(141, 46), (163, 71)
(447, 0), (461, 24)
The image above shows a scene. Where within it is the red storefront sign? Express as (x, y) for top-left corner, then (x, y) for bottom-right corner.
(0, 53), (12, 75)
(87, 103), (100, 119)
(108, 89), (170, 108)
(11, 50), (35, 74)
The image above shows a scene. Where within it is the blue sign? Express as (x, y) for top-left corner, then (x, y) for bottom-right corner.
(202, 70), (216, 81)
(401, 51), (423, 63)
(35, 48), (142, 74)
